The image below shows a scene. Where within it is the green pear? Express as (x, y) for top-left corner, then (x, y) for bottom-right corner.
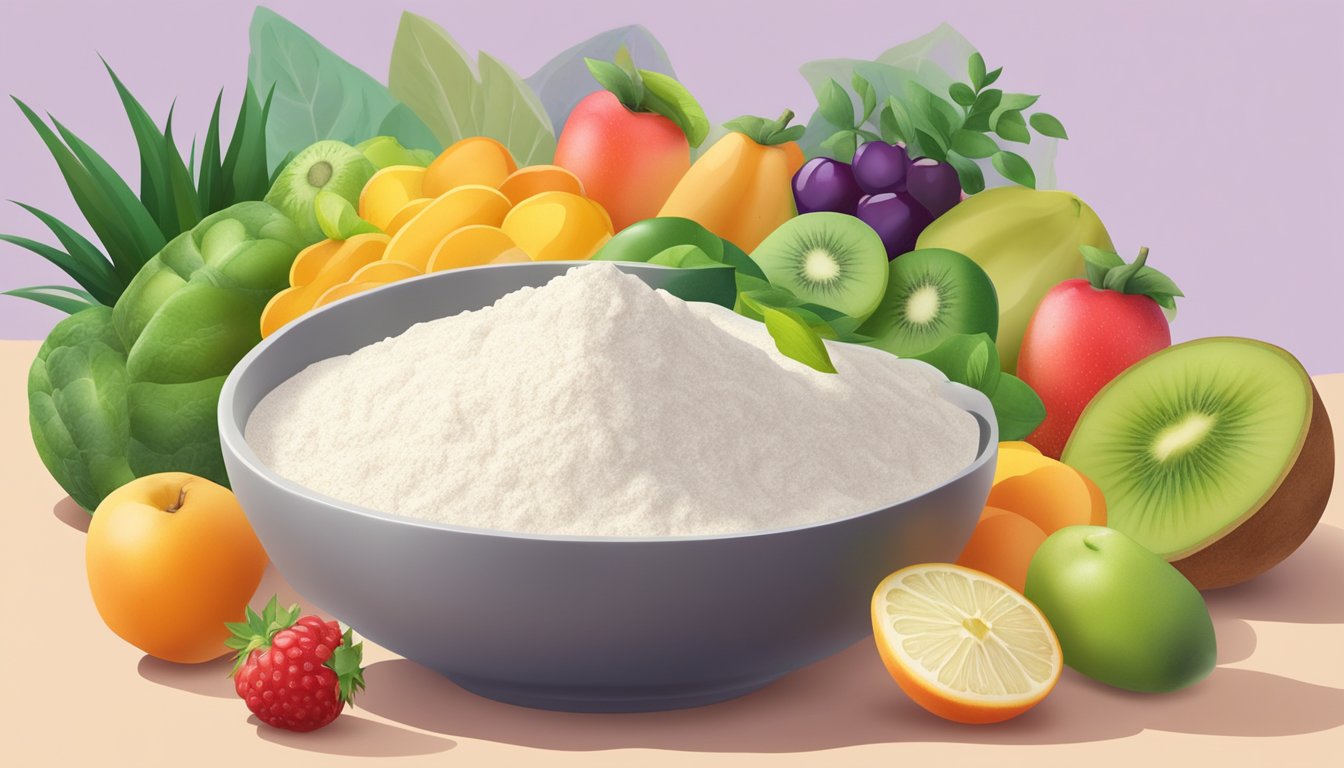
(1025, 525), (1216, 692)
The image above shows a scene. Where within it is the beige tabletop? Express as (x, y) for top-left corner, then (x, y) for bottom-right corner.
(1, 338), (1340, 767)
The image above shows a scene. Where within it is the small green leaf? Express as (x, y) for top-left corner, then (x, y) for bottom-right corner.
(584, 58), (640, 107)
(647, 244), (721, 268)
(914, 129), (947, 161)
(1081, 244), (1125, 286)
(999, 93), (1040, 112)
(990, 373), (1046, 440)
(1030, 112), (1068, 139)
(2, 285), (101, 314)
(761, 305), (837, 374)
(817, 79), (855, 129)
(907, 333), (1002, 394)
(852, 74), (877, 123)
(885, 97), (917, 148)
(948, 82), (976, 107)
(968, 53), (987, 91)
(994, 110), (1031, 143)
(950, 129), (998, 159)
(314, 189), (381, 240)
(965, 339), (991, 390)
(991, 150), (1036, 188)
(819, 130), (859, 162)
(640, 69), (709, 147)
(982, 67), (1003, 87)
(961, 112), (991, 133)
(968, 88), (1003, 118)
(945, 151), (985, 194)
(878, 106), (903, 144)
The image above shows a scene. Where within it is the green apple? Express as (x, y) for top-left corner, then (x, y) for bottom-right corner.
(1025, 525), (1216, 692)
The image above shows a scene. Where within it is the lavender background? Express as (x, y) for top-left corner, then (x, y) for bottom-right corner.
(1, 0), (1340, 371)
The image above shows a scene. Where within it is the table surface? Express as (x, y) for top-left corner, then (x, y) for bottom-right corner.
(2, 338), (1341, 767)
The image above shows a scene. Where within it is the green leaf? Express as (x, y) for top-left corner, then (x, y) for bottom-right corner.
(1081, 245), (1125, 285)
(948, 82), (976, 107)
(991, 150), (1036, 188)
(584, 57), (640, 106)
(819, 130), (859, 162)
(994, 110), (1031, 143)
(250, 7), (404, 170)
(968, 53), (987, 91)
(314, 189), (381, 240)
(878, 105), (903, 144)
(999, 93), (1040, 112)
(885, 97), (917, 148)
(965, 338), (991, 390)
(914, 129), (947, 161)
(852, 74), (878, 122)
(1029, 112), (1068, 139)
(388, 12), (481, 147)
(982, 67), (1003, 87)
(907, 333), (1001, 394)
(478, 52), (557, 166)
(6, 202), (121, 302)
(647, 244), (722, 268)
(220, 83), (275, 206)
(724, 110), (804, 146)
(761, 305), (837, 374)
(2, 285), (101, 314)
(160, 108), (204, 237)
(949, 129), (998, 159)
(639, 69), (710, 148)
(989, 373), (1045, 441)
(944, 151), (985, 195)
(523, 25), (678, 132)
(968, 88), (1002, 118)
(817, 79), (855, 129)
(196, 92), (225, 214)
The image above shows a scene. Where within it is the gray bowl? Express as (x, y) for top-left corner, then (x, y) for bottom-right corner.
(218, 262), (998, 713)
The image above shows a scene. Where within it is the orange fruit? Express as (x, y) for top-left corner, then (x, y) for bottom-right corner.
(424, 137), (517, 197)
(955, 507), (1047, 593)
(871, 563), (1061, 724)
(87, 473), (268, 663)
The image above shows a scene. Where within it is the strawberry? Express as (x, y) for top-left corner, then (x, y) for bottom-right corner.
(226, 597), (365, 732)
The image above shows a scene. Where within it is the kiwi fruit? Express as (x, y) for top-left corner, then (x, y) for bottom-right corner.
(1062, 337), (1334, 590)
(265, 140), (376, 243)
(857, 248), (998, 356)
(748, 212), (888, 322)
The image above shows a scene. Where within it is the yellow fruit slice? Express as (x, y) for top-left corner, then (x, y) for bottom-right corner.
(993, 443), (1056, 485)
(258, 234), (389, 338)
(489, 247), (530, 264)
(426, 225), (519, 272)
(359, 166), (427, 231)
(260, 286), (310, 338)
(424, 137), (517, 197)
(871, 563), (1061, 724)
(500, 190), (613, 262)
(288, 239), (345, 287)
(497, 165), (584, 206)
(350, 260), (422, 284)
(313, 281), (382, 309)
(385, 198), (432, 236)
(384, 186), (513, 271)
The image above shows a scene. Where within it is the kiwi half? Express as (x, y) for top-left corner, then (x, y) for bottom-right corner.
(857, 248), (999, 356)
(748, 212), (888, 322)
(265, 140), (376, 244)
(1062, 337), (1334, 589)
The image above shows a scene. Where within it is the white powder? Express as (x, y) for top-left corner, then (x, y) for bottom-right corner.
(245, 263), (980, 537)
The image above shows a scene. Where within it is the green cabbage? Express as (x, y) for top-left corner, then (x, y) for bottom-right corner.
(28, 202), (303, 510)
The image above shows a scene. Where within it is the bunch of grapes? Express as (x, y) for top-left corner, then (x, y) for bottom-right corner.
(792, 142), (962, 260)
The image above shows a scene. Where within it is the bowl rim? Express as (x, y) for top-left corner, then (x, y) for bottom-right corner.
(218, 261), (999, 544)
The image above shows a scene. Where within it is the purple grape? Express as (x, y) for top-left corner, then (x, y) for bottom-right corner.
(906, 158), (963, 218)
(855, 192), (933, 259)
(791, 157), (864, 215)
(852, 141), (910, 194)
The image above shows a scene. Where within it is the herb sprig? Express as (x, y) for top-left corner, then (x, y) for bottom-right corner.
(814, 52), (1068, 194)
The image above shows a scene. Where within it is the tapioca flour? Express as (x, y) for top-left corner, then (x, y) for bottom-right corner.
(245, 263), (980, 537)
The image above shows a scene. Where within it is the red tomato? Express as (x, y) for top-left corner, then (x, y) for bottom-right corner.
(554, 90), (690, 232)
(1017, 279), (1171, 458)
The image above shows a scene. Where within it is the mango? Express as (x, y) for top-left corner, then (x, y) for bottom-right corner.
(350, 260), (422, 283)
(501, 191), (613, 262)
(498, 165), (585, 206)
(383, 186), (512, 271)
(426, 225), (520, 272)
(424, 137), (517, 197)
(916, 187), (1113, 372)
(359, 166), (427, 231)
(259, 234), (388, 337)
(385, 198), (432, 235)
(288, 239), (345, 287)
(313, 281), (382, 309)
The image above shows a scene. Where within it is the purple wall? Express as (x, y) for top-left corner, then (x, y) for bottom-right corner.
(2, 0), (1341, 371)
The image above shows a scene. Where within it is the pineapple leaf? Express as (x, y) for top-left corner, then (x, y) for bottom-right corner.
(7, 202), (121, 302)
(197, 91), (225, 213)
(161, 106), (202, 234)
(222, 82), (272, 204)
(2, 285), (101, 314)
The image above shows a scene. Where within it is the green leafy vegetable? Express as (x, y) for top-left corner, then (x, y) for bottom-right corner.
(248, 8), (437, 171)
(389, 12), (556, 165)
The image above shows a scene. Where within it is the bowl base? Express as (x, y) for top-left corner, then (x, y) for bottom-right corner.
(445, 672), (784, 713)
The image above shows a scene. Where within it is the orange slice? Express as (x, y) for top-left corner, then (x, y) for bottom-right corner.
(871, 563), (1061, 724)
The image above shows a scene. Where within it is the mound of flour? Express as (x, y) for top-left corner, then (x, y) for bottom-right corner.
(246, 264), (980, 537)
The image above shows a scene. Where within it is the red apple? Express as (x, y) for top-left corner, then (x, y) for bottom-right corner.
(1017, 246), (1182, 458)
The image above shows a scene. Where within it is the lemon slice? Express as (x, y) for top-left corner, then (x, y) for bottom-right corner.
(871, 563), (1061, 723)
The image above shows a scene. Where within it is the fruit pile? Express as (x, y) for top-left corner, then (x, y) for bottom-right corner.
(2, 11), (1335, 734)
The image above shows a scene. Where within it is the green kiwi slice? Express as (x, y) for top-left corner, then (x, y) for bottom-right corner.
(748, 212), (888, 322)
(1062, 337), (1334, 589)
(857, 248), (999, 356)
(264, 140), (376, 244)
